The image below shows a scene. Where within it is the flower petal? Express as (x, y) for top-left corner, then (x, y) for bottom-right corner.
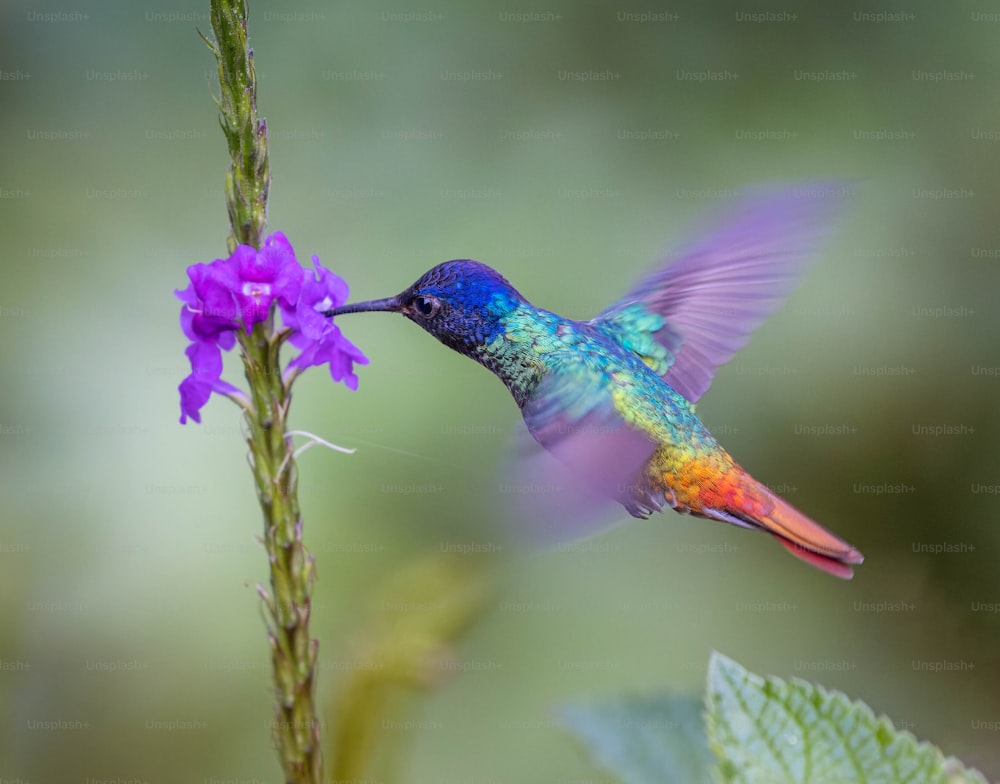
(231, 233), (304, 328)
(178, 340), (244, 424)
(287, 324), (369, 388)
(287, 256), (351, 340)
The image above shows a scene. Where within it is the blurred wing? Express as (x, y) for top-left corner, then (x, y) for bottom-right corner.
(503, 361), (660, 548)
(595, 182), (853, 403)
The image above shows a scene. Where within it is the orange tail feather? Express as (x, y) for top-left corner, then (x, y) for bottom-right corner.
(700, 472), (864, 579)
(754, 484), (863, 576)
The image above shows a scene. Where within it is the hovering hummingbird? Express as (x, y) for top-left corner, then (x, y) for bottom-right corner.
(326, 184), (863, 578)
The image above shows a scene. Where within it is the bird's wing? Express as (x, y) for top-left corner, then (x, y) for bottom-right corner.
(593, 182), (853, 403)
(504, 356), (661, 547)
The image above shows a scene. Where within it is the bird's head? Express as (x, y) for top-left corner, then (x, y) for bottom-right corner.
(324, 260), (527, 355)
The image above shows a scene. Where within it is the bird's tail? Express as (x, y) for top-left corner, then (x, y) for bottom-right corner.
(698, 470), (864, 579)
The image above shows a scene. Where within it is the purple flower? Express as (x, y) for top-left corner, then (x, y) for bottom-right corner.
(178, 342), (245, 425)
(179, 233), (301, 338)
(281, 256), (369, 389)
(176, 234), (367, 423)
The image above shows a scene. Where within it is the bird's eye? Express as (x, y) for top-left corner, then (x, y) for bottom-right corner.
(411, 295), (441, 318)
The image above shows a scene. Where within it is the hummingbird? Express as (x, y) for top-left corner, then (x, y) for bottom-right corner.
(325, 184), (864, 578)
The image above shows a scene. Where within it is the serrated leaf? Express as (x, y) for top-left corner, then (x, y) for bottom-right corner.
(560, 694), (714, 784)
(706, 652), (989, 784)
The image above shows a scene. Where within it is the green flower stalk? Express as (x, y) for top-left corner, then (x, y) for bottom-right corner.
(183, 2), (367, 782)
(202, 0), (269, 254)
(182, 6), (489, 783)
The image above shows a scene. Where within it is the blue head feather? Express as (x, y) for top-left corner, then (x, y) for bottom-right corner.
(399, 260), (527, 353)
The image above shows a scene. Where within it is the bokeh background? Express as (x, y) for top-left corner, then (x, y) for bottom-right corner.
(2, 0), (999, 781)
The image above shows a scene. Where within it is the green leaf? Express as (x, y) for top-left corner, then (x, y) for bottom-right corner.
(706, 652), (989, 784)
(560, 694), (715, 784)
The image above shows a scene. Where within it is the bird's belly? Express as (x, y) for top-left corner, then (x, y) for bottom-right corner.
(610, 382), (759, 516)
(645, 444), (738, 511)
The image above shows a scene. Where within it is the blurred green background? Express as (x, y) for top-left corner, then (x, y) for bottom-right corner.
(2, 0), (1000, 781)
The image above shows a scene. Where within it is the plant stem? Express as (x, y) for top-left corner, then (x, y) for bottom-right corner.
(204, 2), (322, 782)
(240, 322), (323, 784)
(205, 0), (270, 253)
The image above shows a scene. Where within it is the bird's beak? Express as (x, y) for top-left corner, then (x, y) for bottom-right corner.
(323, 295), (402, 317)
